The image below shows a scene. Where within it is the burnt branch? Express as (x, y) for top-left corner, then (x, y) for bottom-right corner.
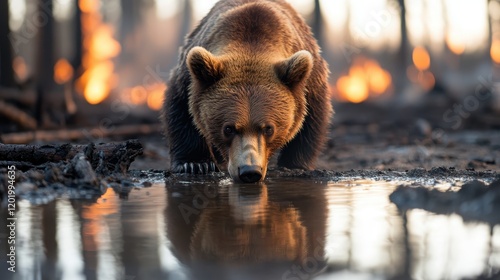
(0, 140), (143, 174)
(0, 124), (161, 144)
(0, 100), (37, 129)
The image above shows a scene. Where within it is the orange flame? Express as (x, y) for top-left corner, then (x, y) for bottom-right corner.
(76, 0), (121, 105)
(79, 0), (100, 13)
(125, 83), (167, 111)
(409, 47), (435, 91)
(147, 84), (167, 110)
(129, 86), (148, 105)
(13, 56), (28, 82)
(492, 39), (500, 64)
(88, 25), (121, 62)
(79, 61), (117, 104)
(81, 188), (118, 251)
(412, 47), (430, 71)
(54, 59), (74, 84)
(336, 75), (369, 103)
(335, 58), (392, 103)
(417, 71), (435, 91)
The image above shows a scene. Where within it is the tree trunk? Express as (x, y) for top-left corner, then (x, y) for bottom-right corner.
(35, 0), (65, 128)
(396, 0), (409, 95)
(120, 0), (140, 62)
(312, 0), (323, 49)
(165, 0), (192, 73)
(178, 0), (193, 47)
(0, 0), (16, 87)
(36, 0), (55, 91)
(71, 0), (83, 76)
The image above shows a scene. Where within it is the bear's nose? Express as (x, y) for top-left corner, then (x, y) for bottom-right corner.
(238, 165), (263, 183)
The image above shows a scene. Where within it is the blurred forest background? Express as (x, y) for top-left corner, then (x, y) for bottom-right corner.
(0, 0), (499, 141)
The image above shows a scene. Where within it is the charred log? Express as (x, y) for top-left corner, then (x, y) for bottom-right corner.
(0, 124), (161, 144)
(0, 100), (37, 129)
(0, 0), (15, 87)
(0, 140), (143, 174)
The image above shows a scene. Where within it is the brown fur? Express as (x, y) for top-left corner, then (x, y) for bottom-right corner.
(162, 0), (333, 180)
(165, 183), (328, 277)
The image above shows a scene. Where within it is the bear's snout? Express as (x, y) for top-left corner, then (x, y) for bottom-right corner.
(228, 134), (268, 183)
(238, 165), (263, 183)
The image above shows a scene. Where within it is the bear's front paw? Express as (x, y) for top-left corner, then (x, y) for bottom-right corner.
(172, 162), (219, 174)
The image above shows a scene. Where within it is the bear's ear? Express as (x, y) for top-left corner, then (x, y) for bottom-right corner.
(187, 46), (224, 87)
(274, 50), (313, 91)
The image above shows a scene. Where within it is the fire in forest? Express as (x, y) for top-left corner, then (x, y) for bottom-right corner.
(492, 39), (500, 65)
(335, 57), (392, 103)
(54, 59), (74, 84)
(76, 0), (121, 105)
(407, 46), (435, 91)
(123, 83), (166, 111)
(13, 56), (29, 83)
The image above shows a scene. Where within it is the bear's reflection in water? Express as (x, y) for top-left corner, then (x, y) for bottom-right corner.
(166, 180), (328, 280)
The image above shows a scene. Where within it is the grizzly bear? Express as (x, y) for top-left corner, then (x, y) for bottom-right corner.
(162, 0), (332, 183)
(165, 182), (328, 278)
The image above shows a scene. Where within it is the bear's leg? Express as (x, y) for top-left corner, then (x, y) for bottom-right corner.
(164, 80), (217, 174)
(277, 90), (331, 170)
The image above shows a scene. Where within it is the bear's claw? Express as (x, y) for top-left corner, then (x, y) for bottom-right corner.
(172, 162), (218, 174)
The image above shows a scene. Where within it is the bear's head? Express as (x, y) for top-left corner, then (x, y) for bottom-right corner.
(187, 46), (313, 183)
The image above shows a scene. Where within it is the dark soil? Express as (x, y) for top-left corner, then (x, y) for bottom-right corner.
(2, 102), (499, 207)
(130, 127), (500, 175)
(131, 101), (500, 173)
(390, 179), (500, 225)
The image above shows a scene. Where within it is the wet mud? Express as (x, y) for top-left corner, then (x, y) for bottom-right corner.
(1, 175), (499, 280)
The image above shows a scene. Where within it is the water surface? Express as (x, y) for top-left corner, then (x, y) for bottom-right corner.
(1, 177), (499, 280)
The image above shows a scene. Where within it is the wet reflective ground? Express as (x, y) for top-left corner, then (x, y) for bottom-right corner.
(1, 177), (499, 280)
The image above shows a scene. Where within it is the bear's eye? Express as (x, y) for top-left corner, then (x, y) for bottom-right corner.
(264, 126), (274, 137)
(224, 125), (236, 137)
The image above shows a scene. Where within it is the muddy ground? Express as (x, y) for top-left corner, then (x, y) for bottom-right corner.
(131, 126), (500, 175)
(126, 99), (500, 173)
(2, 101), (499, 209)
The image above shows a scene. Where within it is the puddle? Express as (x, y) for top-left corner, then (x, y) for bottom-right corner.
(1, 178), (499, 280)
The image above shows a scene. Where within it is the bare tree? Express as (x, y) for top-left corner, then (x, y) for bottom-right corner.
(396, 0), (409, 94)
(0, 0), (16, 87)
(35, 0), (63, 127)
(120, 0), (141, 62)
(35, 0), (55, 91)
(71, 0), (83, 76)
(312, 0), (323, 48)
(487, 0), (493, 60)
(178, 0), (193, 47)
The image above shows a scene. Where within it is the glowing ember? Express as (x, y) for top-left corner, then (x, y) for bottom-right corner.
(80, 61), (117, 105)
(13, 56), (28, 82)
(492, 40), (500, 64)
(76, 0), (121, 105)
(81, 189), (118, 251)
(335, 57), (392, 103)
(147, 84), (167, 111)
(412, 47), (431, 71)
(79, 0), (100, 13)
(130, 86), (148, 105)
(89, 25), (121, 61)
(364, 60), (392, 95)
(124, 83), (167, 111)
(337, 75), (369, 103)
(408, 47), (435, 91)
(417, 71), (435, 91)
(54, 59), (74, 84)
